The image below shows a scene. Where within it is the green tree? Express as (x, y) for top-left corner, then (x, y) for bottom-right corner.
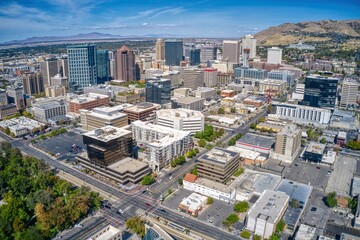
(250, 123), (257, 129)
(276, 219), (286, 234)
(207, 197), (214, 205)
(191, 165), (198, 175)
(198, 139), (206, 148)
(254, 235), (262, 240)
(233, 167), (245, 177)
(4, 127), (10, 135)
(225, 213), (239, 224)
(240, 230), (251, 239)
(234, 201), (249, 213)
(289, 198), (301, 208)
(126, 216), (145, 238)
(218, 107), (225, 114)
(325, 192), (338, 208)
(320, 137), (327, 144)
(228, 138), (236, 146)
(230, 107), (236, 113)
(171, 161), (177, 168)
(348, 140), (360, 150)
(269, 234), (280, 240)
(141, 175), (155, 185)
(178, 178), (183, 186)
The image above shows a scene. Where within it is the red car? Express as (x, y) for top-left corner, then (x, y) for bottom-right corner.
(145, 203), (151, 206)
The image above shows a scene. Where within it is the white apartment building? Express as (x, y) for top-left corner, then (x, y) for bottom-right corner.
(156, 108), (204, 134)
(246, 190), (289, 239)
(340, 78), (359, 107)
(131, 120), (192, 172)
(32, 100), (67, 123)
(273, 102), (331, 126)
(267, 47), (282, 65)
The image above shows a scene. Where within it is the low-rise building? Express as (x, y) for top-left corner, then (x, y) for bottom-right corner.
(69, 93), (109, 113)
(236, 133), (275, 155)
(171, 97), (204, 111)
(259, 79), (287, 97)
(355, 196), (360, 228)
(243, 96), (265, 107)
(194, 87), (216, 99)
(178, 192), (207, 217)
(0, 104), (18, 119)
(246, 190), (289, 239)
(86, 224), (122, 240)
(272, 102), (331, 127)
(156, 108), (204, 134)
(183, 173), (236, 203)
(227, 146), (267, 165)
(132, 121), (192, 172)
(80, 106), (128, 130)
(45, 85), (66, 98)
(123, 102), (160, 123)
(303, 142), (326, 163)
(330, 110), (356, 130)
(221, 90), (235, 98)
(32, 100), (67, 123)
(295, 224), (316, 240)
(336, 131), (347, 147)
(0, 117), (44, 137)
(198, 147), (240, 184)
(116, 90), (144, 104)
(173, 88), (191, 98)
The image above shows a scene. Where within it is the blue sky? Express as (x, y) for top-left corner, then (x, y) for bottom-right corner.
(0, 0), (359, 42)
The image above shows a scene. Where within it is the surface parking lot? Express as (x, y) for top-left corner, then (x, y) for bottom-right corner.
(283, 160), (331, 190)
(197, 199), (235, 227)
(35, 132), (85, 160)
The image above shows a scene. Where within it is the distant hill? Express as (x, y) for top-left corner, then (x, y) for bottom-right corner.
(255, 19), (360, 46)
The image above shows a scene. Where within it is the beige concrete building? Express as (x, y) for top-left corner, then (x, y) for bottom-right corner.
(80, 106), (128, 130)
(198, 147), (240, 184)
(259, 79), (287, 97)
(272, 124), (302, 163)
(340, 78), (359, 107)
(123, 102), (160, 123)
(45, 85), (66, 98)
(182, 69), (204, 90)
(156, 38), (165, 61)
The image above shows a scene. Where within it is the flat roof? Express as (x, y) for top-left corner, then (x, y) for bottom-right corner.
(70, 93), (109, 104)
(82, 107), (128, 121)
(123, 102), (160, 113)
(237, 170), (281, 196)
(180, 192), (207, 211)
(276, 179), (312, 204)
(278, 124), (301, 137)
(174, 97), (203, 104)
(199, 147), (239, 164)
(195, 177), (235, 193)
(156, 108), (204, 119)
(352, 176), (360, 197)
(33, 100), (64, 110)
(247, 190), (289, 224)
(295, 224), (316, 240)
(83, 126), (131, 142)
(107, 157), (148, 174)
(195, 87), (215, 92)
(237, 133), (275, 149)
(86, 224), (121, 240)
(306, 142), (326, 155)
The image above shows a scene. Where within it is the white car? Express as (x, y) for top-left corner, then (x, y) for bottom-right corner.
(169, 176), (173, 180)
(118, 209), (124, 214)
(75, 224), (83, 228)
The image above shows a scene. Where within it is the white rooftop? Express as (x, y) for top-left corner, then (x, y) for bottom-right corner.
(156, 108), (204, 119)
(295, 224), (316, 240)
(180, 192), (207, 212)
(87, 225), (121, 240)
(81, 106), (127, 121)
(83, 126), (131, 142)
(70, 93), (108, 104)
(247, 190), (289, 224)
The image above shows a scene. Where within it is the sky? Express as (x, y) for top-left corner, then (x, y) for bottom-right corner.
(0, 0), (359, 42)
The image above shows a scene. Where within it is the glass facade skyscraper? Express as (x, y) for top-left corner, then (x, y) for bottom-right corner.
(165, 39), (183, 66)
(300, 75), (338, 108)
(145, 78), (171, 105)
(67, 44), (97, 93)
(190, 49), (201, 66)
(96, 50), (109, 84)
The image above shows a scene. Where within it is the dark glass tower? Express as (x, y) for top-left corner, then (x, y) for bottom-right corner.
(190, 49), (201, 66)
(96, 50), (110, 84)
(145, 78), (171, 104)
(300, 75), (338, 108)
(165, 39), (183, 66)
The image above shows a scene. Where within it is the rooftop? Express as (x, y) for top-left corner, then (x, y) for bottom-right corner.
(227, 146), (267, 162)
(261, 79), (287, 85)
(107, 157), (148, 174)
(123, 102), (160, 113)
(33, 100), (65, 110)
(81, 106), (128, 121)
(156, 108), (204, 119)
(174, 97), (203, 104)
(277, 124), (300, 137)
(180, 193), (207, 211)
(184, 173), (197, 183)
(86, 224), (121, 240)
(237, 133), (275, 150)
(70, 93), (109, 104)
(352, 176), (360, 197)
(199, 147), (239, 164)
(83, 126), (131, 142)
(247, 190), (289, 224)
(305, 142), (326, 155)
(295, 224), (316, 240)
(195, 177), (235, 193)
(195, 87), (216, 92)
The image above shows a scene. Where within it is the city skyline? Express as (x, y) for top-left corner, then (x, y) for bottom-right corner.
(1, 0), (359, 42)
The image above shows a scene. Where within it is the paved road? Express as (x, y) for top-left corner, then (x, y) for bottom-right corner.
(0, 132), (242, 240)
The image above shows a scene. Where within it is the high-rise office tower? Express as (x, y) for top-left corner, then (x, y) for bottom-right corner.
(165, 39), (183, 66)
(67, 44), (97, 93)
(57, 58), (69, 78)
(0, 89), (7, 106)
(200, 45), (217, 63)
(300, 75), (339, 108)
(96, 50), (110, 84)
(22, 72), (44, 96)
(222, 40), (241, 63)
(7, 85), (24, 109)
(242, 35), (257, 59)
(115, 45), (135, 81)
(145, 78), (171, 105)
(183, 43), (195, 58)
(182, 69), (204, 90)
(190, 49), (201, 66)
(155, 38), (165, 61)
(203, 68), (218, 87)
(108, 51), (115, 79)
(267, 47), (282, 65)
(272, 124), (302, 163)
(340, 78), (359, 108)
(40, 59), (58, 86)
